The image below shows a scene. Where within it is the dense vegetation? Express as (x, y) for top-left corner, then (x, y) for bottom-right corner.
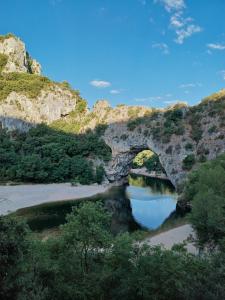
(0, 71), (83, 102)
(0, 124), (111, 184)
(182, 153), (225, 250)
(1, 201), (225, 300)
(132, 150), (165, 173)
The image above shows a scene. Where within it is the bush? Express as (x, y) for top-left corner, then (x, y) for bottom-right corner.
(182, 154), (196, 170)
(185, 143), (193, 151)
(0, 53), (8, 73)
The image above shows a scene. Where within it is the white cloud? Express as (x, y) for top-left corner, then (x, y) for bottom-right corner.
(110, 89), (120, 94)
(155, 0), (202, 44)
(207, 43), (225, 50)
(90, 80), (111, 88)
(134, 96), (162, 102)
(155, 0), (185, 12)
(152, 43), (170, 54)
(175, 24), (202, 44)
(179, 83), (202, 88)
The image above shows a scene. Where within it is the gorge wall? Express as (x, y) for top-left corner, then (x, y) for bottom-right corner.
(1, 34), (225, 188)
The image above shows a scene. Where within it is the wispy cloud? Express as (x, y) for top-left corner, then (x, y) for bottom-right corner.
(152, 43), (170, 54)
(110, 89), (120, 94)
(154, 0), (202, 44)
(163, 100), (188, 106)
(134, 94), (174, 102)
(179, 82), (202, 88)
(175, 24), (202, 44)
(134, 96), (162, 102)
(155, 0), (185, 12)
(207, 43), (225, 50)
(220, 70), (225, 80)
(90, 80), (111, 88)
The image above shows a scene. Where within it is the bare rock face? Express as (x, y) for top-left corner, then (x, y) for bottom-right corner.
(0, 35), (41, 74)
(0, 86), (78, 131)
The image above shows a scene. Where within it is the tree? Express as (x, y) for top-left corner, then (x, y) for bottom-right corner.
(184, 154), (225, 249)
(0, 216), (29, 300)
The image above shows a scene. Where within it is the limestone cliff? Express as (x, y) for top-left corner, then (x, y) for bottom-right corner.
(0, 34), (41, 74)
(0, 34), (84, 130)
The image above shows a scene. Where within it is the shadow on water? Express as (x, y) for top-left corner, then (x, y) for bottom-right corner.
(14, 185), (141, 235)
(14, 175), (177, 235)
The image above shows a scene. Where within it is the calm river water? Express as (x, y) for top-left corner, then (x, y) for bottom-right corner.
(14, 174), (177, 234)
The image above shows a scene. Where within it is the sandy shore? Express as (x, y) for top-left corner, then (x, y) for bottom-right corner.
(0, 183), (111, 216)
(143, 224), (197, 254)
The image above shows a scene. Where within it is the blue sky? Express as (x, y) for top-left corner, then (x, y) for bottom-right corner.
(0, 0), (225, 108)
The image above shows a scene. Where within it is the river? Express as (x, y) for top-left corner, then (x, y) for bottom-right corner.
(14, 174), (177, 235)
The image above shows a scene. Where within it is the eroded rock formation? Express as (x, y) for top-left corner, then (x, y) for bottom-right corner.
(0, 34), (41, 74)
(1, 34), (225, 189)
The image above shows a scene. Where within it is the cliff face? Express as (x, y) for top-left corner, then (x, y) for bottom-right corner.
(0, 87), (78, 130)
(0, 34), (41, 74)
(0, 34), (81, 131)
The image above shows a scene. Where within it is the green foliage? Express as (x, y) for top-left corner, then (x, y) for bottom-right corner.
(0, 33), (16, 42)
(95, 124), (108, 136)
(127, 118), (142, 131)
(145, 153), (164, 173)
(0, 72), (52, 101)
(132, 150), (153, 168)
(0, 53), (8, 73)
(182, 154), (196, 170)
(95, 165), (105, 184)
(2, 202), (225, 300)
(0, 70), (85, 103)
(162, 108), (185, 142)
(0, 216), (29, 300)
(184, 154), (225, 249)
(0, 124), (111, 184)
(185, 142), (194, 151)
(208, 125), (217, 134)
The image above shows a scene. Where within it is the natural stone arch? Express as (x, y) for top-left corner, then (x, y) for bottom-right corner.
(103, 122), (185, 188)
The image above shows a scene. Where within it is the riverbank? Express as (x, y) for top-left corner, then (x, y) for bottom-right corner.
(0, 183), (112, 216)
(143, 224), (197, 254)
(130, 168), (169, 180)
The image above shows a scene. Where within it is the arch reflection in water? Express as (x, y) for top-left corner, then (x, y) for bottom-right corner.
(127, 174), (177, 229)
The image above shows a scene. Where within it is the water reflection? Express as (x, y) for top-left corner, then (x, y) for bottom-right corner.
(14, 175), (177, 234)
(127, 174), (177, 229)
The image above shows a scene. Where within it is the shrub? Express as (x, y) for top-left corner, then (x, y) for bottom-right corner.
(208, 125), (217, 134)
(185, 143), (193, 151)
(0, 53), (8, 73)
(182, 154), (196, 170)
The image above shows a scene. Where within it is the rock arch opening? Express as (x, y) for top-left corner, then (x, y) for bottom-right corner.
(130, 150), (168, 180)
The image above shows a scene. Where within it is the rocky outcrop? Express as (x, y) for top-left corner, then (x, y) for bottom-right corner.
(0, 86), (78, 130)
(0, 34), (41, 74)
